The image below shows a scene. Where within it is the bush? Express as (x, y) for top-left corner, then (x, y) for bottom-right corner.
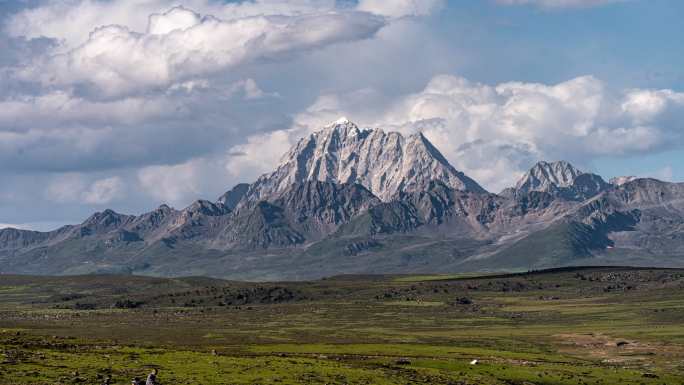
(112, 299), (144, 309)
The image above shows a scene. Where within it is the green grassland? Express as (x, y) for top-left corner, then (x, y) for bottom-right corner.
(1, 267), (684, 384)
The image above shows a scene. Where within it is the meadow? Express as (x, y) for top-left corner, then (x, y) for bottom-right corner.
(1, 267), (683, 384)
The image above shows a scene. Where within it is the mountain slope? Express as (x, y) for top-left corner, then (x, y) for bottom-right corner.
(484, 178), (684, 270)
(216, 181), (381, 249)
(2, 119), (684, 280)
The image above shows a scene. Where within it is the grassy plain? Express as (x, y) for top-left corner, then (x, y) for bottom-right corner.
(1, 267), (684, 384)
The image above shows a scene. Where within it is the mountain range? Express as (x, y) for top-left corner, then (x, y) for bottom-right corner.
(2, 119), (684, 280)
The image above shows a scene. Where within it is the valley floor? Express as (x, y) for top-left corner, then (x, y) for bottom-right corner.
(1, 267), (684, 384)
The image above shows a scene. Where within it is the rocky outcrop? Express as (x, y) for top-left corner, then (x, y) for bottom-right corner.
(507, 161), (611, 201)
(217, 183), (249, 210)
(515, 161), (583, 192)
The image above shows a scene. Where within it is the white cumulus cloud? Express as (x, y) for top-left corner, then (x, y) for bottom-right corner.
(228, 74), (684, 192)
(16, 6), (385, 98)
(45, 174), (124, 204)
(136, 153), (246, 207)
(147, 6), (202, 35)
(82, 176), (125, 204)
(45, 173), (87, 203)
(137, 160), (203, 206)
(356, 0), (444, 18)
(4, 0), (341, 49)
(0, 0), (444, 226)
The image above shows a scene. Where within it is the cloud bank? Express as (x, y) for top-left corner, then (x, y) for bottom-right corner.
(4, 0), (344, 48)
(0, 0), (399, 227)
(14, 6), (384, 98)
(229, 74), (684, 192)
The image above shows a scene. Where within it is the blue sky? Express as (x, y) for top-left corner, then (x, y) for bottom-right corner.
(437, 1), (684, 89)
(0, 0), (683, 230)
(431, 0), (684, 180)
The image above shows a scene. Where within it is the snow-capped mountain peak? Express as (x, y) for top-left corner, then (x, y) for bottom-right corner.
(515, 160), (584, 193)
(334, 116), (351, 125)
(246, 119), (486, 202)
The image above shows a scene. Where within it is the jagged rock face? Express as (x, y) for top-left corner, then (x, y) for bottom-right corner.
(218, 181), (381, 248)
(399, 181), (503, 228)
(219, 201), (305, 249)
(506, 191), (556, 216)
(79, 209), (135, 236)
(242, 119), (485, 203)
(515, 161), (584, 193)
(510, 161), (610, 201)
(184, 200), (230, 217)
(130, 205), (177, 234)
(217, 183), (249, 210)
(482, 179), (684, 271)
(273, 181), (380, 227)
(568, 173), (612, 201)
(0, 228), (49, 251)
(360, 202), (422, 235)
(612, 178), (684, 207)
(564, 178), (684, 256)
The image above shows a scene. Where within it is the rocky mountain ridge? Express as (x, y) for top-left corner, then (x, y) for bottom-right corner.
(240, 119), (485, 204)
(1, 119), (683, 280)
